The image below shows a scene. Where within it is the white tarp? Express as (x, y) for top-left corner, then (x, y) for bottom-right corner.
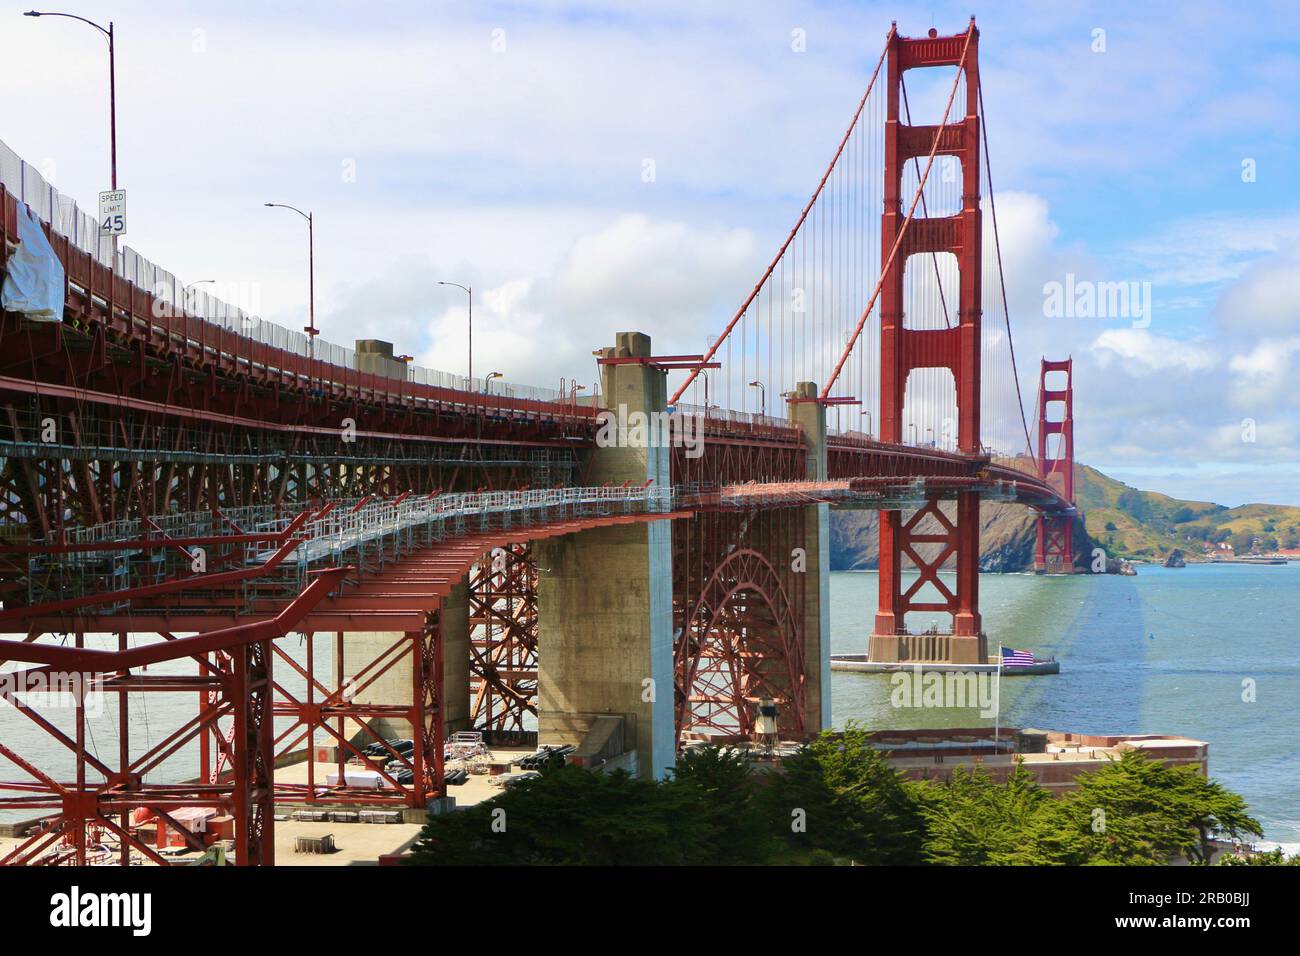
(1, 204), (65, 321)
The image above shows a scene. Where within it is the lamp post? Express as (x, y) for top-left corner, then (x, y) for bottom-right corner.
(26, 10), (118, 259)
(908, 423), (918, 445)
(748, 380), (766, 417)
(264, 203), (315, 344)
(484, 371), (503, 395)
(437, 281), (473, 384)
(26, 10), (116, 188)
(861, 409), (873, 438)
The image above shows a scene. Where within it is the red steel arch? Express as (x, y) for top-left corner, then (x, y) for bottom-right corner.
(675, 547), (805, 741)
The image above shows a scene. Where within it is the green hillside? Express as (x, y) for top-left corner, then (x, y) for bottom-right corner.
(828, 463), (1300, 571)
(1075, 464), (1300, 561)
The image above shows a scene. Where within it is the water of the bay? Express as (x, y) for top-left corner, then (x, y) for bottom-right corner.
(831, 562), (1300, 849)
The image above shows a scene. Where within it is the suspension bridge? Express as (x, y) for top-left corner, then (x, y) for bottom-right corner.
(0, 19), (1079, 865)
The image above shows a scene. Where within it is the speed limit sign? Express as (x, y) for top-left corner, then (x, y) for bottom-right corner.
(98, 189), (126, 236)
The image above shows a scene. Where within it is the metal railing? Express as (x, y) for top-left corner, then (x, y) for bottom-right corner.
(672, 402), (791, 431)
(24, 485), (676, 612)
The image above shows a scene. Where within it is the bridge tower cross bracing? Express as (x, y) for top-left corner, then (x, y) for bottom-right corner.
(869, 22), (986, 664)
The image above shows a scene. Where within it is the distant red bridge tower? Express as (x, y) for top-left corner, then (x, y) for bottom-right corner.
(1034, 357), (1076, 573)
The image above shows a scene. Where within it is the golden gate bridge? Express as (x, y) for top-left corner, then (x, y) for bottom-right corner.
(0, 18), (1077, 865)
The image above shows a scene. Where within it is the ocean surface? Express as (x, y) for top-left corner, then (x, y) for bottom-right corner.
(830, 562), (1300, 849)
(4, 563), (1298, 850)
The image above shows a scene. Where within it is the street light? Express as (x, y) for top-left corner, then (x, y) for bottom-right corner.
(26, 10), (118, 258)
(437, 281), (473, 384)
(908, 423), (918, 445)
(484, 371), (503, 395)
(748, 380), (766, 417)
(26, 11), (116, 189)
(264, 203), (315, 343)
(861, 409), (873, 438)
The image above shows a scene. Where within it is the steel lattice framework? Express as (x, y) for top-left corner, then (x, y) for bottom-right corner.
(672, 508), (809, 739)
(467, 543), (539, 735)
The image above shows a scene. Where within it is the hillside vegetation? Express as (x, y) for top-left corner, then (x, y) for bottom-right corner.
(828, 463), (1299, 571)
(1075, 464), (1300, 561)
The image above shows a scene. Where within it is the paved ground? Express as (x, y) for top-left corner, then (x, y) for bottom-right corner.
(274, 819), (424, 866)
(0, 745), (539, 865)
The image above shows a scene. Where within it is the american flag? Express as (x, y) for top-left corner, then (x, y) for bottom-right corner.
(1001, 647), (1036, 667)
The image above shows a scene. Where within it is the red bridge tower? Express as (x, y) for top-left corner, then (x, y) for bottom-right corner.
(1034, 357), (1076, 573)
(868, 22), (986, 664)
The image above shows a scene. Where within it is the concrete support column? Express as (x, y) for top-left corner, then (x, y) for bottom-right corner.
(440, 581), (472, 734)
(536, 331), (675, 779)
(786, 382), (831, 733)
(340, 631), (414, 743)
(339, 578), (471, 744)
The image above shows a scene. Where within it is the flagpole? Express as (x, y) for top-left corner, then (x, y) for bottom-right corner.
(995, 642), (1002, 749)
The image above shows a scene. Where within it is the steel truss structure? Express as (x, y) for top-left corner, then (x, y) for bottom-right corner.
(0, 488), (687, 865)
(270, 614), (444, 810)
(0, 573), (341, 866)
(0, 373), (579, 543)
(672, 509), (809, 739)
(467, 542), (538, 734)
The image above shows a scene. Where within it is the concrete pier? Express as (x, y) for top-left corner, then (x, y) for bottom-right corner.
(440, 581), (472, 734)
(535, 332), (675, 779)
(338, 579), (471, 743)
(786, 382), (832, 732)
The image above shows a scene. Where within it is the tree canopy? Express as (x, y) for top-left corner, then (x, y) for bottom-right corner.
(406, 729), (1263, 867)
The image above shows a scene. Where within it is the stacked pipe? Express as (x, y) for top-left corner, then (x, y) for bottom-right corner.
(518, 744), (575, 769)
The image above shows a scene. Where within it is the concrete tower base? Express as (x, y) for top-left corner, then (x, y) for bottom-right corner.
(535, 331), (675, 779)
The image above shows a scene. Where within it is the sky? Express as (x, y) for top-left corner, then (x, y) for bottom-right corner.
(4, 0), (1299, 506)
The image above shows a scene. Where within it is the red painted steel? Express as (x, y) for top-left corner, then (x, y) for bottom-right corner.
(1034, 358), (1076, 573)
(872, 22), (986, 653)
(0, 570), (343, 865)
(467, 543), (538, 734)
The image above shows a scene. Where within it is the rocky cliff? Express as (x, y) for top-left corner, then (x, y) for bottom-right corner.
(829, 500), (1093, 573)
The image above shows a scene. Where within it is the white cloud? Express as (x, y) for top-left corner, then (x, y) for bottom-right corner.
(351, 214), (765, 388)
(1215, 253), (1300, 338)
(1227, 337), (1300, 408)
(1089, 329), (1218, 373)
